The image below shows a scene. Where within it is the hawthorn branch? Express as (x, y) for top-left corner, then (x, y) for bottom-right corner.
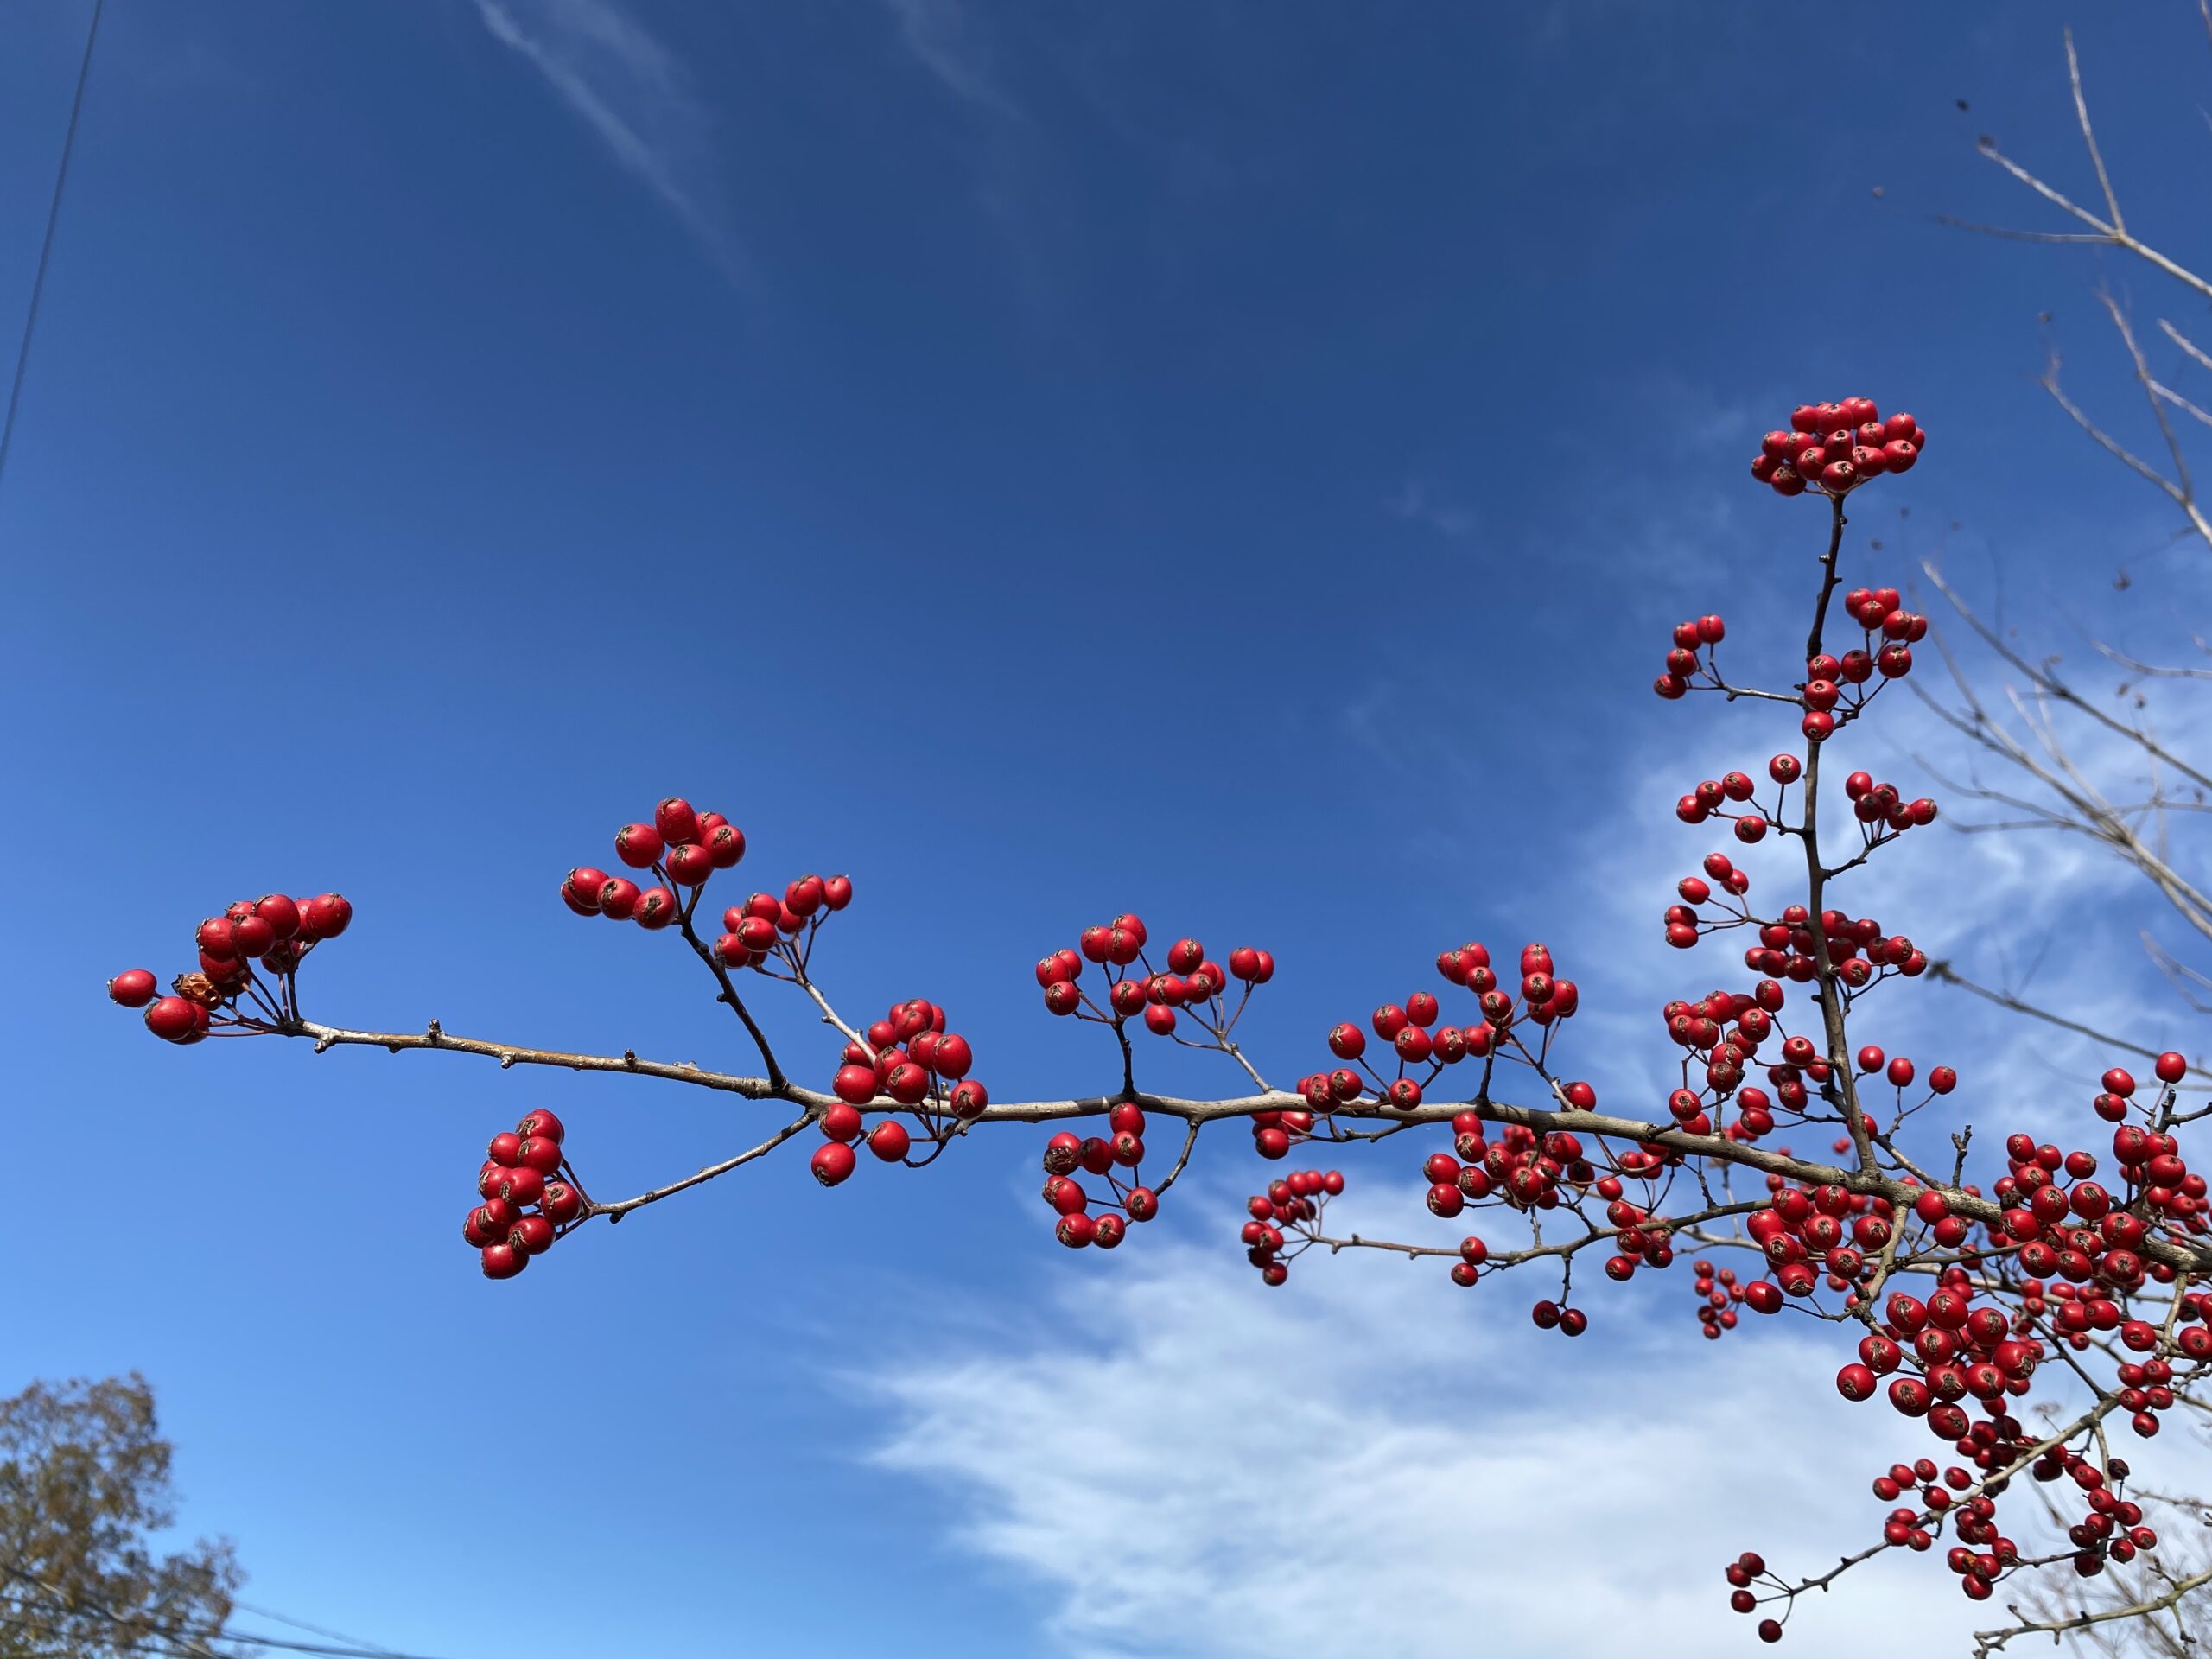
(265, 1017), (2212, 1271)
(1974, 1562), (2212, 1656)
(1926, 963), (2211, 1081)
(1314, 1199), (1767, 1267)
(590, 1111), (815, 1219)
(670, 886), (786, 1090)
(1918, 563), (2212, 798)
(1801, 493), (1880, 1178)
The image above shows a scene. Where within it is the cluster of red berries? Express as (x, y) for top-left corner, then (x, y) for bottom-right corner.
(716, 874), (854, 967)
(1655, 878), (1938, 1145)
(1428, 1109), (1600, 1217)
(1825, 1321), (2170, 1607)
(1528, 1299), (1589, 1336)
(1720, 1553), (1783, 1643)
(1800, 590), (1929, 741)
(1749, 397), (1924, 498)
(1304, 944), (1582, 1116)
(1034, 916), (1274, 1038)
(1842, 770), (1936, 836)
(1653, 589), (1932, 747)
(813, 996), (989, 1186)
(1688, 1149), (1936, 1344)
(465, 1109), (582, 1280)
(1666, 1004), (1946, 1151)
(107, 892), (353, 1043)
(1652, 613), (1727, 701)
(2087, 1052), (2192, 1125)
(1039, 1103), (1160, 1248)
(1690, 1258), (1749, 1339)
(2024, 1452), (2155, 1575)
(1239, 1167), (1344, 1286)
(1866, 1440), (2155, 1599)
(559, 798), (748, 928)
(1236, 1105), (1319, 1161)
(1748, 908), (1926, 988)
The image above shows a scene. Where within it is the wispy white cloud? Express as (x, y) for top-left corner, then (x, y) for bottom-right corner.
(861, 1230), (2005, 1659)
(884, 0), (1019, 117)
(473, 0), (744, 281)
(1386, 477), (1477, 539)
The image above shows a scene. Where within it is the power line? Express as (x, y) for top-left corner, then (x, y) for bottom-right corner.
(2, 1567), (455, 1659)
(0, 0), (105, 497)
(229, 1597), (410, 1658)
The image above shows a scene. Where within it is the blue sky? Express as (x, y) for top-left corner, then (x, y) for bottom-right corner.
(7, 4), (2212, 1656)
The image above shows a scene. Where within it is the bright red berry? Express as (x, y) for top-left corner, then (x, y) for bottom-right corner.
(107, 969), (157, 1007)
(614, 824), (665, 868)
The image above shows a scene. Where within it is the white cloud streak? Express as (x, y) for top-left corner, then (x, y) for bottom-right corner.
(861, 1229), (1993, 1659)
(473, 0), (744, 281)
(883, 0), (1019, 117)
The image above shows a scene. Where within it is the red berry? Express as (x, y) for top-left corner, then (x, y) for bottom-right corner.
(540, 1182), (583, 1224)
(253, 893), (302, 939)
(665, 843), (715, 886)
(654, 798), (699, 844)
(516, 1135), (564, 1175)
(480, 1243), (528, 1280)
(868, 1120), (912, 1162)
(509, 1214), (556, 1255)
(811, 1142), (857, 1186)
(143, 996), (200, 1042)
(300, 893), (352, 939)
(495, 1166), (545, 1208)
(107, 969), (157, 1007)
(614, 823), (664, 868)
(518, 1110), (568, 1144)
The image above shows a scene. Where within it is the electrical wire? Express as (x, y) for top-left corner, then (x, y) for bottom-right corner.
(1, 1567), (454, 1659)
(0, 0), (105, 497)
